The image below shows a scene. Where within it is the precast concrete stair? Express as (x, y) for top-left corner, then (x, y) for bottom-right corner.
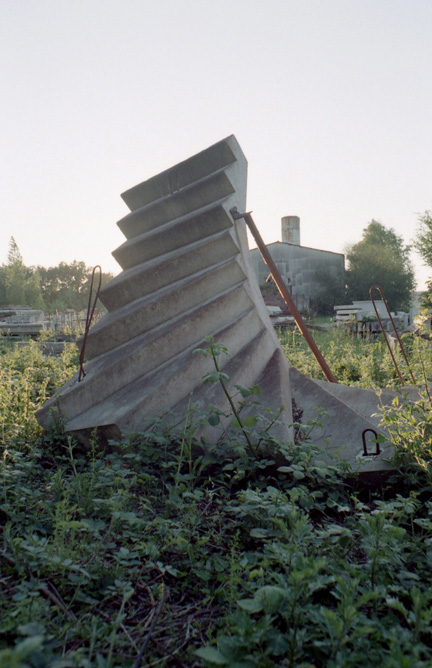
(112, 202), (234, 270)
(47, 289), (258, 419)
(36, 133), (405, 477)
(98, 231), (240, 311)
(37, 136), (293, 446)
(83, 256), (246, 358)
(63, 316), (279, 440)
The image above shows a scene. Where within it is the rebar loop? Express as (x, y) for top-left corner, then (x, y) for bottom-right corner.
(230, 208), (337, 383)
(78, 265), (102, 382)
(362, 428), (381, 456)
(369, 285), (416, 387)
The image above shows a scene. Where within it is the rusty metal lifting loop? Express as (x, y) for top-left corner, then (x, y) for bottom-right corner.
(362, 428), (381, 456)
(78, 265), (102, 382)
(230, 208), (336, 383)
(369, 285), (416, 387)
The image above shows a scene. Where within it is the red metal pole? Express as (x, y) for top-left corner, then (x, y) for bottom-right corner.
(369, 285), (416, 386)
(231, 208), (337, 383)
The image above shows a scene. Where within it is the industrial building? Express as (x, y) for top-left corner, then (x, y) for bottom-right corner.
(250, 216), (345, 314)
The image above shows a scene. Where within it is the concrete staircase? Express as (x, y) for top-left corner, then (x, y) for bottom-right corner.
(37, 136), (293, 446)
(36, 135), (412, 476)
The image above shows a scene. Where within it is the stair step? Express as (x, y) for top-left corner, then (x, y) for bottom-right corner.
(117, 172), (235, 239)
(121, 137), (237, 211)
(63, 314), (271, 438)
(113, 201), (233, 269)
(83, 256), (245, 359)
(100, 230), (239, 310)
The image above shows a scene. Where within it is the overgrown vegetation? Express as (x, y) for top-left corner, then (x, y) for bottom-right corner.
(345, 221), (415, 312)
(0, 237), (114, 312)
(313, 262), (347, 316)
(414, 210), (432, 309)
(279, 324), (432, 389)
(2, 330), (432, 666)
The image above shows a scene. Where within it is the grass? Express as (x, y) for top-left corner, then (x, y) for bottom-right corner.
(278, 324), (432, 388)
(1, 330), (432, 666)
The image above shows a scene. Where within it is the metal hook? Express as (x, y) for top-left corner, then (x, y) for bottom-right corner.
(362, 428), (380, 456)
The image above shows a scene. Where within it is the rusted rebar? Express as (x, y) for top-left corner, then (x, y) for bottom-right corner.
(78, 265), (102, 382)
(369, 285), (416, 387)
(231, 208), (336, 383)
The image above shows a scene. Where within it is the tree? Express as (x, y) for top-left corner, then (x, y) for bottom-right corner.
(345, 221), (415, 312)
(7, 237), (23, 265)
(0, 238), (44, 309)
(38, 261), (93, 311)
(3, 237), (27, 305)
(414, 210), (432, 267)
(413, 210), (432, 308)
(314, 262), (347, 315)
(0, 238), (114, 311)
(38, 262), (114, 312)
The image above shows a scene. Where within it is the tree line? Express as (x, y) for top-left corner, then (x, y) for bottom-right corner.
(3, 213), (432, 316)
(0, 238), (114, 312)
(316, 213), (432, 315)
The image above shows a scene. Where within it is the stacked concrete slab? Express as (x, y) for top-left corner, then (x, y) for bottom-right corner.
(36, 136), (293, 445)
(0, 307), (47, 335)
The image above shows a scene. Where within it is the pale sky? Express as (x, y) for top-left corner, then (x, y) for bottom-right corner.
(1, 0), (431, 288)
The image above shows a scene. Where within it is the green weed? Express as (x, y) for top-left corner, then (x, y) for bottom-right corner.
(1, 331), (432, 665)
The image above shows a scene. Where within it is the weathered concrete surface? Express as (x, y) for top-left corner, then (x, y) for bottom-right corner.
(36, 135), (408, 476)
(289, 368), (392, 473)
(288, 367), (421, 474)
(36, 136), (294, 446)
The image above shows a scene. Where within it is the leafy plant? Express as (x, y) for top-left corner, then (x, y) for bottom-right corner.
(2, 331), (432, 666)
(279, 324), (432, 388)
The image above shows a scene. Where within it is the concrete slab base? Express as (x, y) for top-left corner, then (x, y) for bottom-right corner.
(289, 367), (422, 475)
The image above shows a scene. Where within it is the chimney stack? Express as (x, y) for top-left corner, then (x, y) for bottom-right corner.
(281, 216), (300, 245)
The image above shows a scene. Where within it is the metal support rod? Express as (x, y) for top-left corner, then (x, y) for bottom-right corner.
(230, 208), (337, 383)
(369, 285), (416, 386)
(79, 265), (102, 382)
